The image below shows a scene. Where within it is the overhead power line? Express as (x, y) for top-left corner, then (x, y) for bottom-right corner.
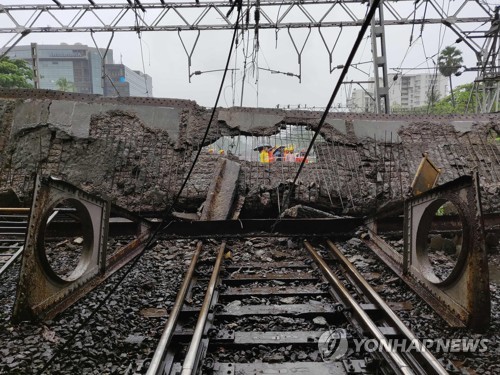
(278, 0), (382, 213)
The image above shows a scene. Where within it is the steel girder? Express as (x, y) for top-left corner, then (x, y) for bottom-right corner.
(366, 173), (490, 332)
(12, 175), (151, 321)
(0, 1), (493, 33)
(0, 0), (497, 113)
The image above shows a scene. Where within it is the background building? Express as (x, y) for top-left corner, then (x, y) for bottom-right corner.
(3, 43), (152, 97)
(104, 64), (152, 97)
(347, 87), (375, 113)
(388, 73), (447, 110)
(348, 72), (448, 112)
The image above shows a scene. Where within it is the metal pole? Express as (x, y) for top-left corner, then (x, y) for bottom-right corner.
(303, 240), (414, 375)
(147, 241), (204, 375)
(326, 240), (449, 375)
(181, 242), (226, 375)
(370, 0), (381, 114)
(30, 42), (40, 89)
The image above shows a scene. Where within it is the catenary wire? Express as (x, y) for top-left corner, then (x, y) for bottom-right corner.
(277, 0), (381, 214)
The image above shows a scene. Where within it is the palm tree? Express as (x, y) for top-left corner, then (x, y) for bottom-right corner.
(55, 77), (74, 92)
(437, 46), (463, 108)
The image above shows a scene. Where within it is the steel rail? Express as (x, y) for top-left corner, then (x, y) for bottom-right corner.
(326, 240), (448, 375)
(181, 241), (226, 375)
(147, 241), (204, 375)
(303, 240), (415, 375)
(0, 208), (30, 213)
(0, 209), (59, 277)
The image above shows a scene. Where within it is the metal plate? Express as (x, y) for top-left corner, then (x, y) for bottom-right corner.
(411, 154), (441, 196)
(221, 303), (342, 317)
(214, 362), (348, 375)
(232, 331), (323, 345)
(13, 176), (109, 321)
(12, 176), (151, 321)
(406, 173), (490, 331)
(222, 285), (327, 297)
(368, 173), (489, 331)
(158, 218), (363, 238)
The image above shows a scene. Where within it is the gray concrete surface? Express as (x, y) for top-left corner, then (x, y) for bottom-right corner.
(325, 117), (347, 135)
(218, 109), (285, 133)
(12, 100), (50, 134)
(352, 120), (407, 142)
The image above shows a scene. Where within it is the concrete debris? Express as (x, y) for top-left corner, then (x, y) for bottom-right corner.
(312, 316), (328, 326)
(139, 308), (167, 318)
(123, 335), (145, 345)
(73, 237), (84, 245)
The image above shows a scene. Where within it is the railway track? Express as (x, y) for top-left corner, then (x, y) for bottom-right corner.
(0, 209), (29, 276)
(146, 238), (451, 375)
(0, 208), (60, 277)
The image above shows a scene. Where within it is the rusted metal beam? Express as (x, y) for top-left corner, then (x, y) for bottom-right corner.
(12, 175), (151, 322)
(373, 212), (500, 233)
(158, 218), (363, 238)
(366, 173), (490, 332)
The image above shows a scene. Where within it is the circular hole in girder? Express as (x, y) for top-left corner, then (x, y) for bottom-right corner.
(417, 200), (465, 284)
(41, 199), (93, 282)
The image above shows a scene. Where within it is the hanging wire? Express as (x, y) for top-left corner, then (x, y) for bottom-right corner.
(277, 0), (382, 215)
(131, 1), (151, 96)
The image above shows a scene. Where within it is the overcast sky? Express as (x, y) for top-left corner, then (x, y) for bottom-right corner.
(0, 0), (494, 109)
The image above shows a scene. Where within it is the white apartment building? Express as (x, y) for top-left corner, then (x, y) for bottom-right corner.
(348, 72), (448, 112)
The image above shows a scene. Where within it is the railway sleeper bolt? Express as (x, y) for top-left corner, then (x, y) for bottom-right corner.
(343, 359), (367, 374)
(214, 303), (224, 313)
(319, 283), (330, 291)
(202, 355), (215, 371)
(440, 359), (460, 373)
(364, 356), (380, 371)
(207, 328), (218, 338)
(217, 284), (227, 292)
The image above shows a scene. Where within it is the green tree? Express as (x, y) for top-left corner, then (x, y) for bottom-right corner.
(437, 46), (463, 108)
(55, 77), (74, 92)
(426, 85), (441, 112)
(432, 83), (475, 114)
(0, 57), (33, 88)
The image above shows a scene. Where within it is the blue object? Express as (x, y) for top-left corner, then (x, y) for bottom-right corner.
(119, 76), (126, 82)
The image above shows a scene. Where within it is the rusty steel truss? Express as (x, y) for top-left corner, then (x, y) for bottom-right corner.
(366, 173), (490, 332)
(0, 0), (498, 112)
(13, 175), (151, 322)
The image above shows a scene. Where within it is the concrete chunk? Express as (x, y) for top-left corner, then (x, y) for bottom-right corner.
(200, 158), (241, 221)
(12, 100), (50, 134)
(352, 120), (406, 142)
(325, 117), (347, 135)
(218, 109), (284, 132)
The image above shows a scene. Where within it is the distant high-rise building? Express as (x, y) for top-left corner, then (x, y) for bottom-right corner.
(104, 64), (152, 97)
(346, 87), (375, 113)
(348, 72), (448, 112)
(388, 73), (447, 110)
(3, 43), (152, 97)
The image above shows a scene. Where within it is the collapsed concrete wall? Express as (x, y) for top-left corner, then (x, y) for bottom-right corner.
(0, 88), (498, 217)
